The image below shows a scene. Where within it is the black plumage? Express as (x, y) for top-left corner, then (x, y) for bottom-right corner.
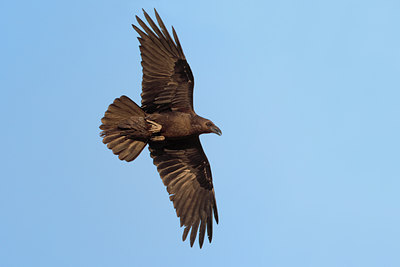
(100, 9), (221, 248)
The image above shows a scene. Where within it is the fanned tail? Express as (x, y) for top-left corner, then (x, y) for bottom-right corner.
(100, 95), (148, 162)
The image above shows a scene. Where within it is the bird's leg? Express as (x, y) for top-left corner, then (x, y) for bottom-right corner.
(150, 136), (165, 141)
(146, 119), (162, 133)
(146, 119), (165, 141)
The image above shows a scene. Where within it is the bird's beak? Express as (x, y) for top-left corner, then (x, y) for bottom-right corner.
(211, 126), (222, 136)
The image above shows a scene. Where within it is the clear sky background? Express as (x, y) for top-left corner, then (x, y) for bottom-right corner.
(1, 0), (400, 266)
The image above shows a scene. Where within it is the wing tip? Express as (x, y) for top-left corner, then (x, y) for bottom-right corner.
(182, 226), (190, 242)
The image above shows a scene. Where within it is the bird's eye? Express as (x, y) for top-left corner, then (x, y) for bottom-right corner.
(206, 122), (213, 127)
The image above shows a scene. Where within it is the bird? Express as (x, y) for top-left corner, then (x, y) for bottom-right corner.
(99, 9), (221, 248)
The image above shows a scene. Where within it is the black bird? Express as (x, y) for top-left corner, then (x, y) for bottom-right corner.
(100, 9), (221, 248)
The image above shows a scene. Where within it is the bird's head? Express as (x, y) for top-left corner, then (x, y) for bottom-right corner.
(204, 120), (222, 136)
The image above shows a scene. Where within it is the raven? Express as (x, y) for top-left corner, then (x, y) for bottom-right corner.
(100, 9), (221, 248)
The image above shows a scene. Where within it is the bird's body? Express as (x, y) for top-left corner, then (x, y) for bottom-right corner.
(149, 112), (220, 139)
(100, 9), (221, 248)
(149, 112), (196, 138)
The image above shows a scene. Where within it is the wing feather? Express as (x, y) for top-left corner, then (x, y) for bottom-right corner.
(133, 9), (194, 113)
(149, 136), (218, 247)
(198, 211), (207, 248)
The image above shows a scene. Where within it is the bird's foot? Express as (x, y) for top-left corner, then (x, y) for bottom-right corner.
(146, 119), (162, 133)
(150, 135), (165, 141)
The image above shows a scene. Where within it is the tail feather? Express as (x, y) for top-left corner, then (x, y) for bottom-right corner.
(119, 141), (147, 161)
(100, 95), (148, 162)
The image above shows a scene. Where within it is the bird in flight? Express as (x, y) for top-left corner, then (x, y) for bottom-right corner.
(100, 9), (221, 248)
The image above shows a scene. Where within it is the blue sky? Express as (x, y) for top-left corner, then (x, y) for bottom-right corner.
(1, 0), (400, 266)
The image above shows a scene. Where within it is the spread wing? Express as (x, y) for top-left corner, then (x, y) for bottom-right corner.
(149, 136), (218, 248)
(132, 9), (194, 114)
